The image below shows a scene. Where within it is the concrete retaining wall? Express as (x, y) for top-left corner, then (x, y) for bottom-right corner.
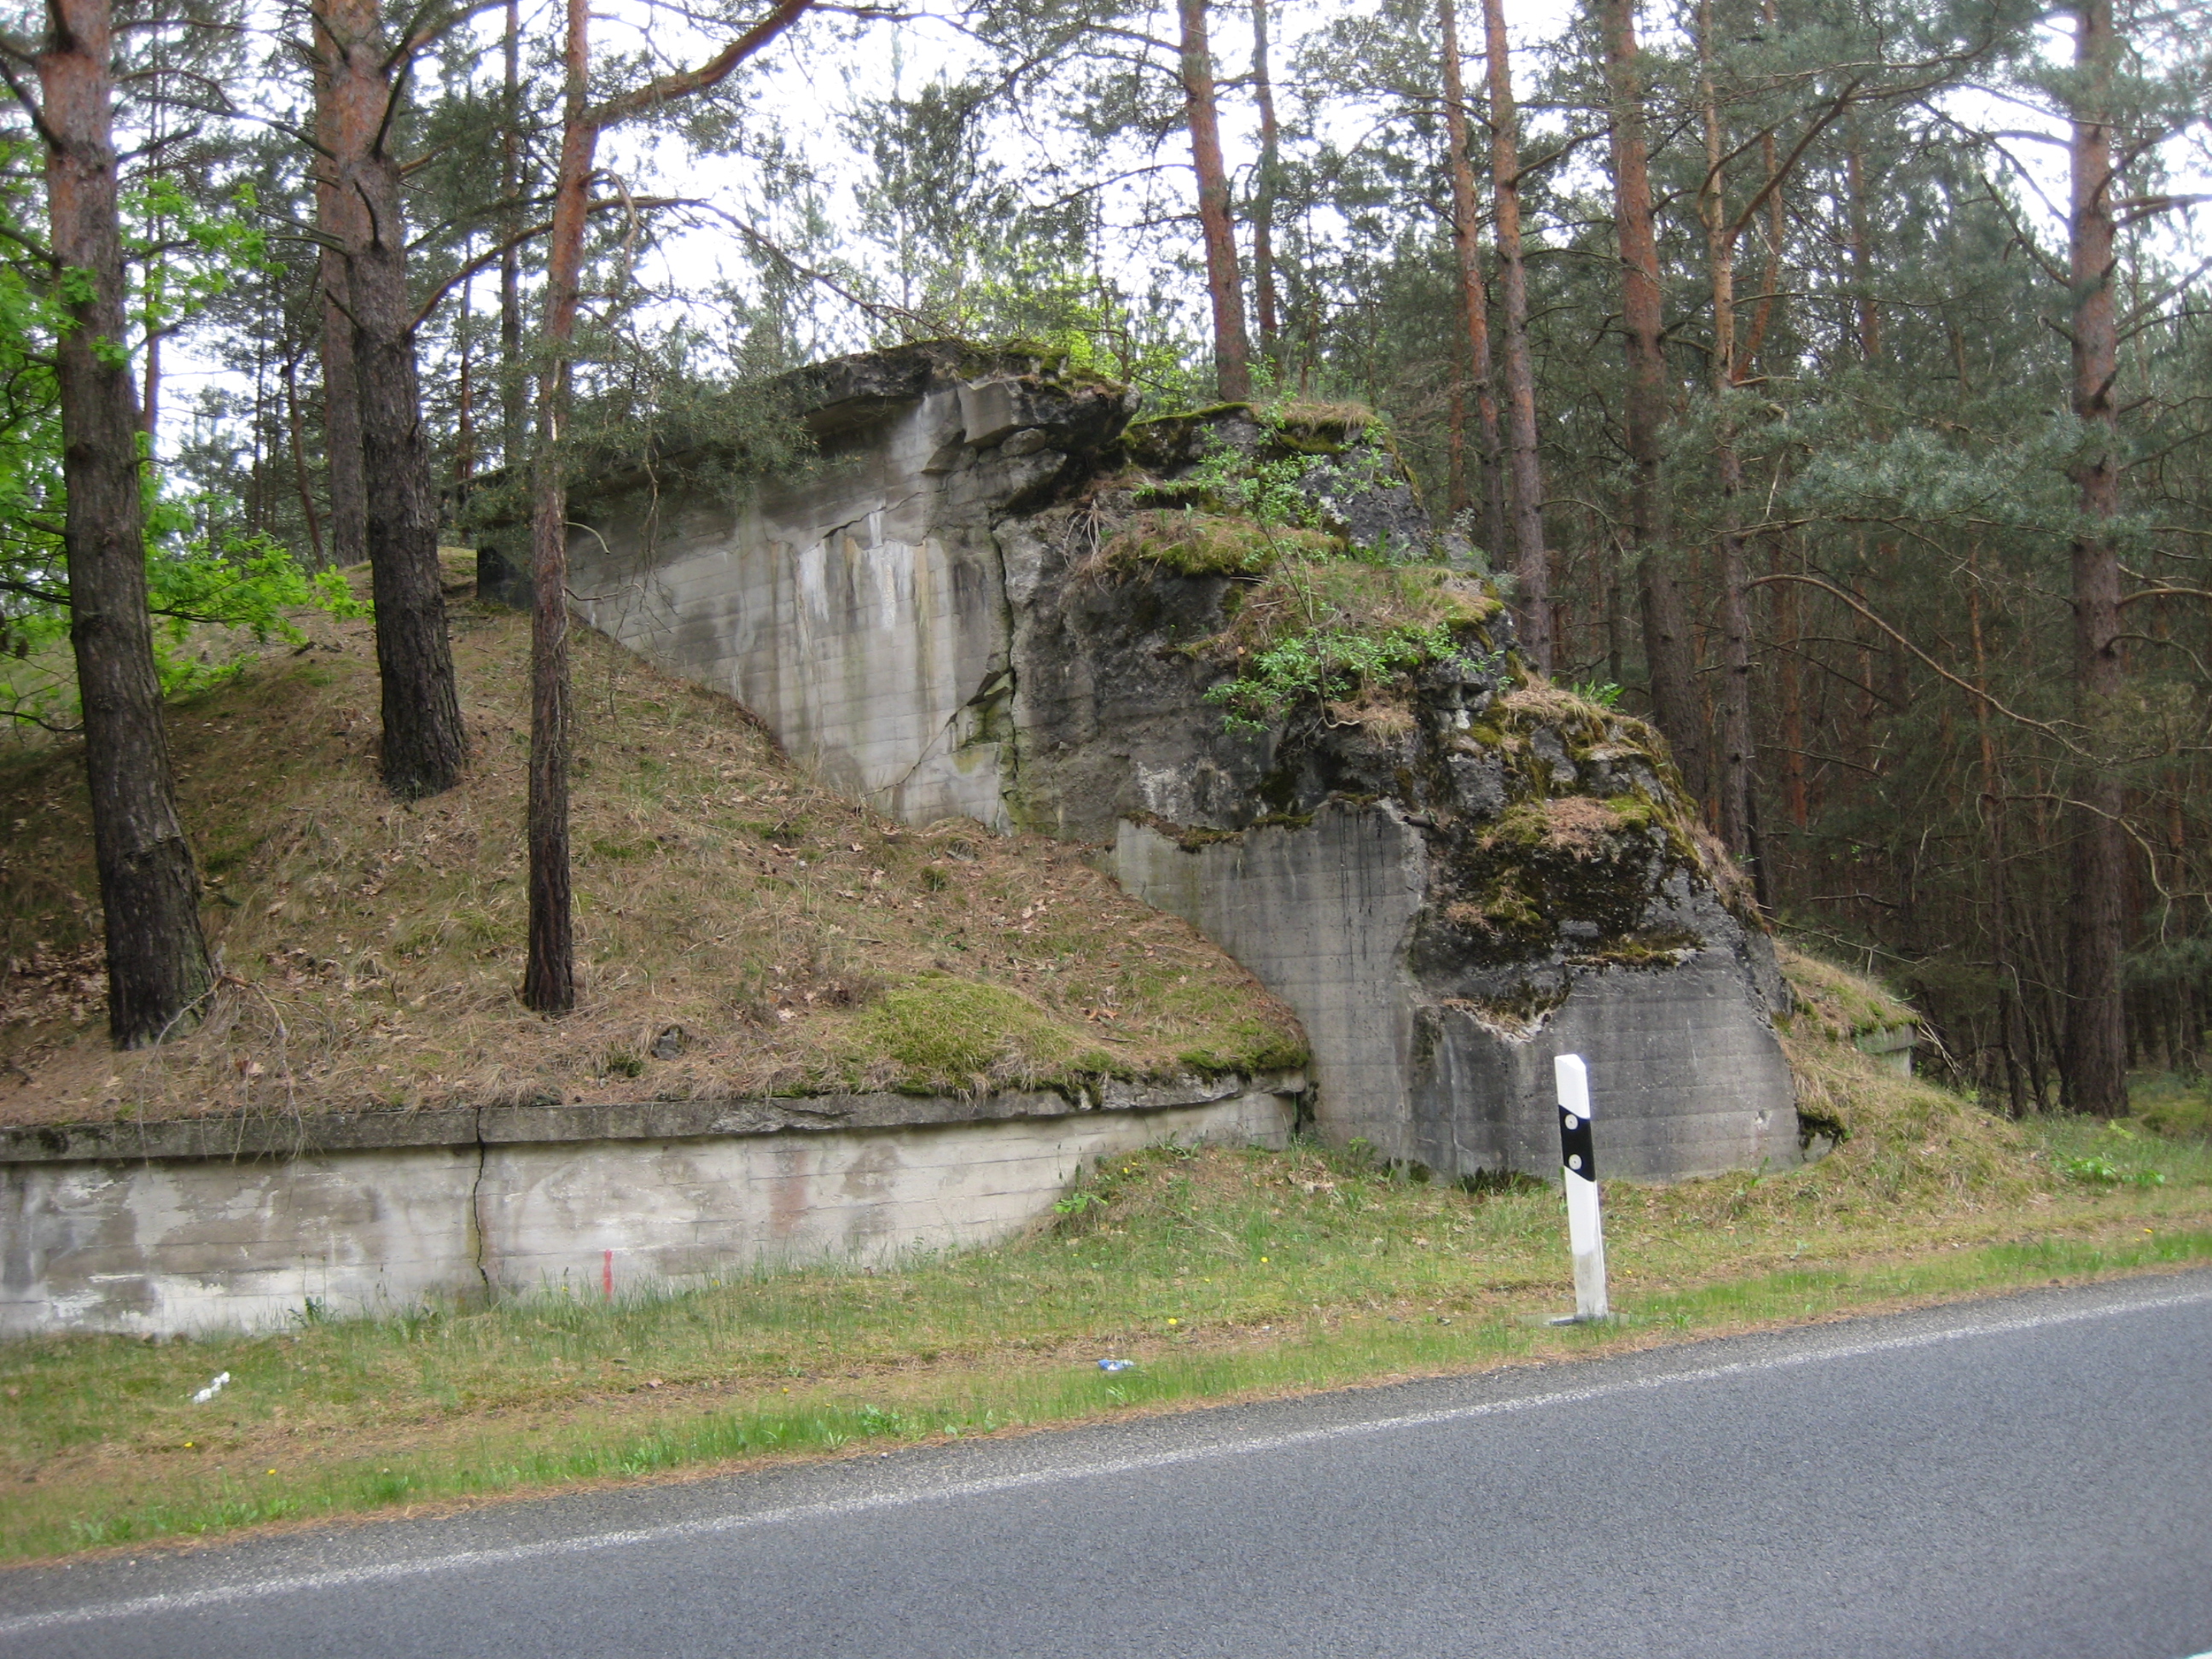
(1115, 806), (1428, 1158)
(0, 1075), (1298, 1337)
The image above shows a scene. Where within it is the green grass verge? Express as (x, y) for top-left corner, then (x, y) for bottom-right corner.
(6, 1111), (2212, 1566)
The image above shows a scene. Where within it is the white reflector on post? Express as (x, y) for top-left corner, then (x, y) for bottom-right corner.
(1555, 1053), (1609, 1321)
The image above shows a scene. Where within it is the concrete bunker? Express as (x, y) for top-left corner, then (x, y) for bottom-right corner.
(502, 342), (1801, 1185)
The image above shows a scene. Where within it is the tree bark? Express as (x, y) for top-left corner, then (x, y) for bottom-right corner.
(1774, 532), (1806, 833)
(1481, 0), (1550, 672)
(1844, 113), (1880, 364)
(1179, 0), (1250, 400)
(1438, 0), (1506, 565)
(1697, 1), (1756, 867)
(1603, 0), (1705, 800)
(455, 261), (476, 492)
(317, 0), (469, 800)
(499, 0), (526, 471)
(2062, 0), (2128, 1115)
(522, 0), (815, 1013)
(282, 351), (325, 567)
(1968, 536), (2030, 1115)
(39, 0), (213, 1047)
(1249, 0), (1281, 370)
(312, 27), (365, 574)
(1446, 380), (1469, 515)
(523, 0), (596, 1016)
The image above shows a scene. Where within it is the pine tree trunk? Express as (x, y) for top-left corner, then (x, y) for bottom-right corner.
(1447, 381), (1469, 517)
(319, 0), (469, 800)
(1774, 533), (1806, 833)
(312, 29), (365, 574)
(499, 0), (527, 470)
(2062, 0), (2128, 1116)
(1249, 0), (1281, 370)
(524, 0), (597, 1016)
(1438, 0), (1506, 566)
(1969, 538), (2029, 1115)
(39, 0), (213, 1047)
(1698, 3), (1756, 866)
(455, 265), (476, 492)
(1481, 0), (1550, 672)
(518, 0), (813, 1011)
(1178, 0), (1250, 401)
(1603, 0), (1705, 800)
(140, 326), (158, 447)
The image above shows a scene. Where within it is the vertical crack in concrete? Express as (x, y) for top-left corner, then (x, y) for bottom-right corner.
(468, 1104), (492, 1298)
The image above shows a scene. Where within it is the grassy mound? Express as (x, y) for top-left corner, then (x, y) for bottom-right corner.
(2122, 1072), (2212, 1139)
(1746, 945), (2045, 1216)
(0, 570), (1304, 1126)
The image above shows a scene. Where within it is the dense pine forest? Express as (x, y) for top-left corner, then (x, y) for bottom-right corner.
(0, 0), (2207, 1115)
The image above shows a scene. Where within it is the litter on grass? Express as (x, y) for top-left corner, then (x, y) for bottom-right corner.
(1097, 1359), (1134, 1372)
(191, 1372), (231, 1404)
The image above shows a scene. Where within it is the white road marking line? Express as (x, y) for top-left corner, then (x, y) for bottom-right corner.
(5, 1281), (2210, 1640)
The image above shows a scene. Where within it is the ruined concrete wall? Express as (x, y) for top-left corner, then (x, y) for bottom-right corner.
(550, 346), (1133, 830)
(1, 1078), (1296, 1336)
(522, 345), (1799, 1185)
(1114, 805), (1425, 1155)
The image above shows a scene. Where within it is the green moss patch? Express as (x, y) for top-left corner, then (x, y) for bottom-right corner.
(847, 977), (1087, 1093)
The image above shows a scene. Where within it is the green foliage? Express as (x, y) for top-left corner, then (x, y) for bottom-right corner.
(0, 143), (319, 731)
(1174, 443), (1330, 528)
(124, 175), (267, 348)
(1208, 618), (1464, 731)
(2061, 1153), (2166, 1189)
(1117, 419), (1502, 731)
(0, 509), (365, 730)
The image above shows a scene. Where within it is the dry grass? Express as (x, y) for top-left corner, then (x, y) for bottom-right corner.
(1768, 948), (2040, 1214)
(1093, 509), (1340, 579)
(0, 574), (1302, 1126)
(1778, 941), (1919, 1038)
(1476, 796), (1625, 860)
(1496, 681), (1603, 727)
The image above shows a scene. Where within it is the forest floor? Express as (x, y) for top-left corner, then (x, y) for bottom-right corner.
(0, 560), (1300, 1126)
(4, 1008), (2208, 1564)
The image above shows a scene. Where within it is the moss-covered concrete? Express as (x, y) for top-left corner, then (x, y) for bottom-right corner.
(529, 347), (1798, 1183)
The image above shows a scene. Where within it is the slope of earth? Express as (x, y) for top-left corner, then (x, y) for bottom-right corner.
(0, 566), (1304, 1129)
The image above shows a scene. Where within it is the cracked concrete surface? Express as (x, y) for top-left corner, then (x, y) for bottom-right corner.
(0, 1079), (1300, 1336)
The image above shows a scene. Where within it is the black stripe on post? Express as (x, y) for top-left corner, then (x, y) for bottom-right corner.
(1558, 1103), (1596, 1181)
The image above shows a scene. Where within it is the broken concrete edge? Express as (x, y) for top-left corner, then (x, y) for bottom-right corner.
(0, 1069), (1309, 1166)
(460, 340), (1133, 539)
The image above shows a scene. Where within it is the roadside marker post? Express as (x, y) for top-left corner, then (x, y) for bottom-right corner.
(1553, 1054), (1610, 1323)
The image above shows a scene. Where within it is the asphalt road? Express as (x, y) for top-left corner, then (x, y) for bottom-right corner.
(6, 1273), (2212, 1659)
